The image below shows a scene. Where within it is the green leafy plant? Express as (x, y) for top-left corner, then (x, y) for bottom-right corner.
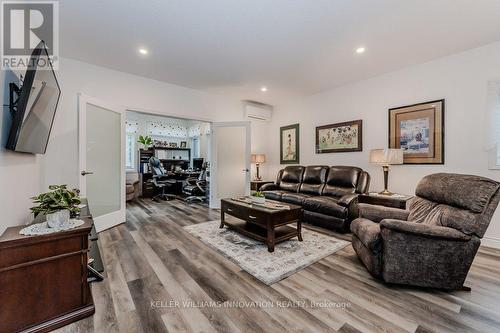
(30, 185), (81, 215)
(252, 191), (265, 198)
(138, 135), (153, 149)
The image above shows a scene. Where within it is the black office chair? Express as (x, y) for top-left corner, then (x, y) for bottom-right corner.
(182, 169), (207, 203)
(149, 157), (176, 201)
(192, 158), (204, 171)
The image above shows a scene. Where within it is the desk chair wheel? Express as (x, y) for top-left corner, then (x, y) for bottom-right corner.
(185, 196), (205, 203)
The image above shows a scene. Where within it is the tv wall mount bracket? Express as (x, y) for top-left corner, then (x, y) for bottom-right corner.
(9, 82), (21, 115)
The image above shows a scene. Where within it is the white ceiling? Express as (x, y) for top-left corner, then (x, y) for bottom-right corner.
(60, 0), (500, 104)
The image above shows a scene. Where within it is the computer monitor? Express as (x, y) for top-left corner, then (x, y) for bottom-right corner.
(193, 158), (204, 170)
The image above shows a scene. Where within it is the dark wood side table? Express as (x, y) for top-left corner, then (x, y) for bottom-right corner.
(358, 193), (413, 209)
(251, 180), (274, 191)
(0, 211), (95, 332)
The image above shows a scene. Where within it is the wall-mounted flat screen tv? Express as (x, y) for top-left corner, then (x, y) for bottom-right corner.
(6, 41), (61, 154)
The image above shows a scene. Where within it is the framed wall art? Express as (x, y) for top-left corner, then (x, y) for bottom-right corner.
(316, 120), (362, 153)
(389, 99), (444, 164)
(280, 123), (299, 164)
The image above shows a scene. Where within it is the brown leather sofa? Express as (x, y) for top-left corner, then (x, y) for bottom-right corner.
(261, 165), (370, 232)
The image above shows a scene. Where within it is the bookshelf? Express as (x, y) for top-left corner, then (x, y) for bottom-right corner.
(138, 147), (192, 197)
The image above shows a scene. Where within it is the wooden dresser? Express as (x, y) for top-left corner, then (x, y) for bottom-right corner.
(0, 211), (95, 332)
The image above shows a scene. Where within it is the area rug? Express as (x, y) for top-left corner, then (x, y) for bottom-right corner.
(184, 220), (350, 285)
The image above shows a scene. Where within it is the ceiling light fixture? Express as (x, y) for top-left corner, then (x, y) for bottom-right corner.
(356, 47), (366, 54)
(260, 86), (268, 92)
(138, 48), (149, 55)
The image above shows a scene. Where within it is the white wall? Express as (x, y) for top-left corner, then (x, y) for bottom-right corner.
(1, 57), (255, 234)
(9, 41), (499, 243)
(40, 57), (246, 190)
(0, 70), (44, 234)
(48, 58), (274, 187)
(265, 41), (500, 245)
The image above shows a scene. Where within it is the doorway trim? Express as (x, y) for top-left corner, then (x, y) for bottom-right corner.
(78, 93), (126, 232)
(125, 108), (214, 205)
(209, 121), (251, 209)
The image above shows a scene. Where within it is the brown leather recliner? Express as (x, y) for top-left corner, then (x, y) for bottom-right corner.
(261, 165), (370, 232)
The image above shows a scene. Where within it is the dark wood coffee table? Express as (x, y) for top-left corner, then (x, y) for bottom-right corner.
(220, 197), (303, 252)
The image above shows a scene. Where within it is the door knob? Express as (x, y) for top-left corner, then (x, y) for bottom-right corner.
(81, 171), (94, 176)
(242, 169), (249, 172)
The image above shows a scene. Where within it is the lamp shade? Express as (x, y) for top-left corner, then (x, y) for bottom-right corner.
(251, 153), (266, 164)
(369, 149), (403, 165)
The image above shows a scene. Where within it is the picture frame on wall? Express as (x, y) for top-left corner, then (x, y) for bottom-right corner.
(315, 120), (362, 153)
(280, 123), (300, 164)
(180, 141), (187, 148)
(389, 99), (444, 164)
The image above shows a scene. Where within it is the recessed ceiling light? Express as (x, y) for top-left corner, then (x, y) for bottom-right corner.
(138, 48), (148, 55)
(260, 86), (268, 92)
(355, 47), (366, 54)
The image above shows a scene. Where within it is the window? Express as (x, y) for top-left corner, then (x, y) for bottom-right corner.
(192, 137), (200, 157)
(126, 134), (135, 170)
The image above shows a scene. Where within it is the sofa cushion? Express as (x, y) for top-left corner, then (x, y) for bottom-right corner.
(322, 166), (361, 197)
(408, 197), (438, 223)
(356, 171), (371, 194)
(126, 184), (135, 195)
(279, 166), (305, 193)
(351, 218), (382, 252)
(300, 166), (328, 195)
(263, 190), (287, 201)
(416, 173), (500, 213)
(303, 196), (347, 218)
(281, 193), (311, 205)
(422, 204), (482, 237)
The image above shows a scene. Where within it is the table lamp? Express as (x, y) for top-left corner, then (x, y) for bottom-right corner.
(251, 153), (266, 181)
(369, 148), (403, 195)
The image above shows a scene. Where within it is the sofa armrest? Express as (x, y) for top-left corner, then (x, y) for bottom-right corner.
(337, 193), (358, 207)
(260, 183), (279, 191)
(380, 219), (471, 241)
(380, 219), (479, 289)
(358, 203), (409, 223)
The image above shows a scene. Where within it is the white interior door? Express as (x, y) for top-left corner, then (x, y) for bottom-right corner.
(210, 121), (251, 209)
(78, 94), (126, 232)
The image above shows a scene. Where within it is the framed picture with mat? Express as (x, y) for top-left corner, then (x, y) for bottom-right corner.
(280, 123), (300, 164)
(389, 99), (444, 164)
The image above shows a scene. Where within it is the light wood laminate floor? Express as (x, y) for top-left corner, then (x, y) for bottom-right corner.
(55, 199), (500, 333)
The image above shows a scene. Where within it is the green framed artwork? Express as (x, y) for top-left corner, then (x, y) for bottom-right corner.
(280, 123), (299, 164)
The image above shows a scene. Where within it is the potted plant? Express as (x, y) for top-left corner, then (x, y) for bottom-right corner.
(30, 185), (81, 228)
(138, 135), (153, 150)
(251, 191), (266, 204)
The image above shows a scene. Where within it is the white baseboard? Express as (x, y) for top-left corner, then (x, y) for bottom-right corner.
(481, 237), (500, 249)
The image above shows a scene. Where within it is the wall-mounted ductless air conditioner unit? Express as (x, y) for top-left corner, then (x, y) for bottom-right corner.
(243, 100), (273, 121)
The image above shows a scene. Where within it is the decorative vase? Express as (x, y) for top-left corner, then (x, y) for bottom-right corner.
(46, 209), (70, 228)
(251, 196), (266, 204)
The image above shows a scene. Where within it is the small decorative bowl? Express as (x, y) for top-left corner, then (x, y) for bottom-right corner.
(251, 196), (266, 204)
